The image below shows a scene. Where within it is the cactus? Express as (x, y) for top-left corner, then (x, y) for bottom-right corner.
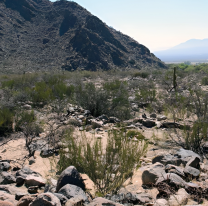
(173, 67), (177, 91)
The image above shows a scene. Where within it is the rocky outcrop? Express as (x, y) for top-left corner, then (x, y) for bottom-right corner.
(0, 0), (166, 73)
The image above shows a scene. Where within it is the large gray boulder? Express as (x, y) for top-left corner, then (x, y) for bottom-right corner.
(58, 184), (88, 202)
(184, 166), (200, 178)
(87, 197), (123, 206)
(25, 175), (46, 187)
(0, 191), (16, 205)
(29, 192), (61, 206)
(142, 162), (166, 185)
(56, 166), (85, 192)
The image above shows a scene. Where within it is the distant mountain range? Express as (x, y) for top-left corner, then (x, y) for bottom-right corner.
(154, 39), (208, 62)
(0, 0), (166, 73)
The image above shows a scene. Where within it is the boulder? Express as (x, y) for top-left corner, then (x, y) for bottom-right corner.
(29, 192), (61, 206)
(56, 166), (85, 192)
(53, 193), (68, 205)
(17, 195), (35, 206)
(16, 167), (40, 178)
(153, 199), (168, 206)
(156, 173), (198, 189)
(157, 115), (167, 121)
(186, 156), (201, 169)
(152, 154), (184, 166)
(168, 188), (189, 206)
(58, 184), (88, 202)
(65, 195), (85, 206)
(0, 162), (11, 171)
(15, 193), (28, 201)
(0, 191), (16, 204)
(25, 175), (46, 187)
(16, 176), (26, 186)
(0, 201), (14, 206)
(109, 117), (120, 123)
(87, 197), (123, 206)
(28, 186), (38, 194)
(0, 172), (16, 184)
(184, 166), (200, 178)
(142, 119), (156, 128)
(165, 164), (185, 177)
(108, 192), (153, 205)
(28, 157), (35, 165)
(142, 162), (166, 185)
(150, 114), (157, 118)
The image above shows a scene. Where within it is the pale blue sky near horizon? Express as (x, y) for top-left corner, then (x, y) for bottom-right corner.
(50, 0), (208, 52)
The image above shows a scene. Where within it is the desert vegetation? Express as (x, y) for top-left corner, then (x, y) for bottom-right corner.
(1, 63), (208, 205)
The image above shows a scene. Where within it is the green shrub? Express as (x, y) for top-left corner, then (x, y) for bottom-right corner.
(202, 77), (208, 85)
(132, 71), (149, 79)
(126, 130), (145, 140)
(0, 107), (14, 135)
(58, 129), (148, 196)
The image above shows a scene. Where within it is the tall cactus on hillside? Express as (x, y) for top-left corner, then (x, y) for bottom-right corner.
(173, 67), (177, 91)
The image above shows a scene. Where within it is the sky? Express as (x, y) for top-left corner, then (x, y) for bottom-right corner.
(50, 0), (208, 52)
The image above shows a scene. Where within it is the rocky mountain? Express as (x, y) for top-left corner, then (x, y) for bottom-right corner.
(0, 0), (166, 73)
(154, 39), (208, 62)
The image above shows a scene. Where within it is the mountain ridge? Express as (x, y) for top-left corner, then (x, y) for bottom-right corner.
(154, 38), (208, 62)
(0, 0), (166, 72)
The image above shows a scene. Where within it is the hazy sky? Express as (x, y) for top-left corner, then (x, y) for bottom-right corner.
(50, 0), (208, 52)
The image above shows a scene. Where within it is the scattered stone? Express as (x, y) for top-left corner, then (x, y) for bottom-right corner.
(109, 117), (120, 123)
(56, 166), (85, 192)
(0, 162), (11, 171)
(65, 195), (85, 206)
(28, 157), (36, 165)
(142, 119), (156, 128)
(29, 192), (61, 206)
(157, 115), (167, 121)
(15, 193), (28, 201)
(165, 164), (185, 177)
(0, 200), (14, 206)
(142, 162), (166, 185)
(25, 175), (46, 187)
(87, 197), (123, 206)
(16, 176), (25, 186)
(28, 186), (38, 194)
(22, 104), (32, 110)
(186, 156), (201, 169)
(53, 193), (68, 205)
(40, 149), (56, 158)
(168, 188), (189, 206)
(150, 114), (157, 118)
(0, 191), (16, 204)
(0, 172), (16, 184)
(184, 166), (200, 178)
(58, 184), (88, 202)
(153, 199), (168, 206)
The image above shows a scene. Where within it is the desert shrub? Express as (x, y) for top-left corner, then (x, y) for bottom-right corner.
(0, 107), (14, 135)
(202, 77), (208, 85)
(126, 130), (145, 140)
(132, 71), (149, 79)
(75, 82), (109, 117)
(58, 129), (148, 196)
(15, 110), (36, 130)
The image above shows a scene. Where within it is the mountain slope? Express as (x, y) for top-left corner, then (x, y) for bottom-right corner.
(0, 0), (166, 72)
(154, 39), (208, 62)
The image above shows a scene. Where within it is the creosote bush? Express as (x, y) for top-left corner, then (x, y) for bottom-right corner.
(58, 129), (148, 196)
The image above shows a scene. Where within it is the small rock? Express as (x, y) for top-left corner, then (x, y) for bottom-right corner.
(150, 114), (157, 118)
(186, 156), (201, 169)
(142, 119), (156, 128)
(184, 166), (200, 178)
(29, 157), (36, 165)
(157, 115), (167, 121)
(15, 192), (28, 201)
(0, 201), (14, 206)
(29, 192), (61, 206)
(28, 186), (38, 194)
(53, 193), (68, 205)
(142, 162), (166, 185)
(25, 175), (46, 187)
(0, 162), (11, 171)
(17, 195), (35, 206)
(65, 195), (84, 206)
(0, 172), (16, 184)
(16, 176), (25, 186)
(58, 184), (88, 202)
